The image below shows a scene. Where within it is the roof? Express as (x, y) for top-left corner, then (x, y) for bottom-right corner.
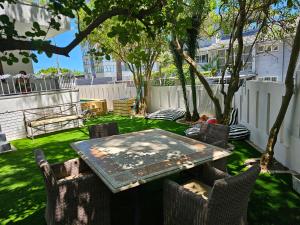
(198, 30), (258, 52)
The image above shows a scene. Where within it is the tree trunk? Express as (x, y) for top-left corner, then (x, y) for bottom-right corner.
(116, 59), (122, 81)
(261, 21), (300, 169)
(0, 60), (3, 74)
(186, 16), (200, 121)
(173, 38), (222, 121)
(142, 78), (151, 114)
(170, 40), (192, 121)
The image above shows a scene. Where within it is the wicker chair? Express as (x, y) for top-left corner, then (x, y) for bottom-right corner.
(164, 164), (261, 225)
(88, 122), (119, 139)
(196, 123), (230, 148)
(34, 149), (111, 225)
(194, 123), (230, 171)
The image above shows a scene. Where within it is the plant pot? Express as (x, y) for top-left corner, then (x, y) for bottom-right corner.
(292, 174), (300, 194)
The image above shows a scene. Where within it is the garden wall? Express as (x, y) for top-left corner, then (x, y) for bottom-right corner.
(0, 89), (80, 141)
(234, 72), (300, 173)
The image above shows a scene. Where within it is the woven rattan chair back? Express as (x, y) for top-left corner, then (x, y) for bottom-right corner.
(89, 122), (119, 139)
(206, 165), (261, 225)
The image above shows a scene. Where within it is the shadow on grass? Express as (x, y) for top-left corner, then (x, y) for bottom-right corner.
(0, 115), (299, 225)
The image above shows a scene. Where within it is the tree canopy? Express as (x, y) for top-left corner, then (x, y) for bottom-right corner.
(0, 0), (167, 64)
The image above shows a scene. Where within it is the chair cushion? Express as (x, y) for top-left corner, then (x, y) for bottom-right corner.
(183, 179), (212, 200)
(29, 115), (83, 127)
(228, 108), (238, 126)
(229, 124), (250, 140)
(146, 109), (185, 121)
(185, 126), (201, 137)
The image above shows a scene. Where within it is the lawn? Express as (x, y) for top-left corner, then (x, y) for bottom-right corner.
(0, 114), (299, 225)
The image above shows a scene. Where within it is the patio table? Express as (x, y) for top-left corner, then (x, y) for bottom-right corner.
(70, 128), (231, 193)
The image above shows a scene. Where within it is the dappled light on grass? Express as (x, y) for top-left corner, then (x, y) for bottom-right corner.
(0, 114), (299, 224)
(228, 141), (300, 225)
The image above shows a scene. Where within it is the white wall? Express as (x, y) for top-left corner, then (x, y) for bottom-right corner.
(77, 83), (223, 115)
(234, 73), (300, 173)
(77, 83), (136, 110)
(0, 89), (80, 140)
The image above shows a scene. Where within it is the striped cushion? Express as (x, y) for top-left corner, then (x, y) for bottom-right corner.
(229, 124), (250, 140)
(146, 109), (185, 121)
(229, 108), (238, 126)
(185, 126), (201, 137)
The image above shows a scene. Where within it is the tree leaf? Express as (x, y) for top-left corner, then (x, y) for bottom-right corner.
(287, 0), (293, 8)
(33, 22), (40, 30)
(22, 57), (30, 64)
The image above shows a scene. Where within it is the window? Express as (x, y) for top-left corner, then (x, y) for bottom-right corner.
(257, 44), (279, 53)
(272, 45), (279, 51)
(201, 54), (208, 63)
(265, 45), (272, 52)
(257, 45), (264, 53)
(218, 49), (225, 57)
(196, 54), (208, 63)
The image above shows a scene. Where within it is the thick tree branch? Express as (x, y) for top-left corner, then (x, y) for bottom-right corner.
(0, 1), (165, 56)
(173, 38), (223, 121)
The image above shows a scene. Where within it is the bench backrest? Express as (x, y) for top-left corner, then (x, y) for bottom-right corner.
(24, 104), (78, 122)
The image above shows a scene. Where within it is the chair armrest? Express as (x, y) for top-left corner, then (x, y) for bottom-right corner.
(210, 140), (227, 148)
(51, 158), (91, 180)
(57, 172), (95, 186)
(199, 164), (230, 186)
(164, 180), (208, 225)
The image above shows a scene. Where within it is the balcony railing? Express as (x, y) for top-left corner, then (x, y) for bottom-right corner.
(0, 74), (76, 96)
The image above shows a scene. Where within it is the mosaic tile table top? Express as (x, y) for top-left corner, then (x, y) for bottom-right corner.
(71, 129), (231, 193)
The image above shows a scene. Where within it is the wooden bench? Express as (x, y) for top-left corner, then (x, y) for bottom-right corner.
(24, 104), (82, 139)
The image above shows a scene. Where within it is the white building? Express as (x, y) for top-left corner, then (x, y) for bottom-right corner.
(0, 0), (70, 75)
(81, 43), (160, 81)
(196, 30), (298, 82)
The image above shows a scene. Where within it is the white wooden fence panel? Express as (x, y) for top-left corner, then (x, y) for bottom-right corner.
(234, 73), (300, 173)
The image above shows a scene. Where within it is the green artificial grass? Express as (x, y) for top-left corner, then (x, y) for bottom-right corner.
(0, 114), (299, 225)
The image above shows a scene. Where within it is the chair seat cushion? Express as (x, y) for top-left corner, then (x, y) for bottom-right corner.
(183, 179), (212, 200)
(229, 124), (250, 140)
(29, 115), (83, 127)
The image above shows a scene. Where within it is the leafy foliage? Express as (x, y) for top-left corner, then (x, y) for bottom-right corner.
(0, 0), (168, 64)
(37, 67), (82, 75)
(80, 12), (168, 113)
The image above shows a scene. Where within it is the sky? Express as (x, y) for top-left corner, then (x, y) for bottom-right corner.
(33, 21), (84, 73)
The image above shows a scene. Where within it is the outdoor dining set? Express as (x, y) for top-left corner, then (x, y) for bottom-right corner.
(35, 122), (260, 225)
